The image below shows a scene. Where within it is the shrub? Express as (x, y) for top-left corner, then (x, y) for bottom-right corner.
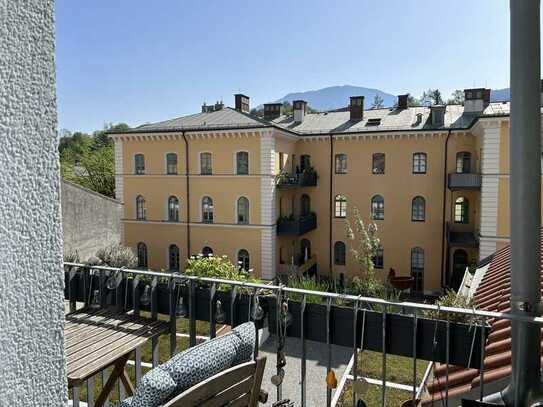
(95, 244), (137, 268)
(286, 276), (329, 303)
(424, 290), (479, 324)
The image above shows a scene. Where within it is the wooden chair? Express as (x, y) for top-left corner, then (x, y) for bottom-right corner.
(163, 356), (268, 407)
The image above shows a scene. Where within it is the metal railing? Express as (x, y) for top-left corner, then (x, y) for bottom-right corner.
(447, 172), (482, 190)
(64, 262), (543, 407)
(276, 212), (317, 236)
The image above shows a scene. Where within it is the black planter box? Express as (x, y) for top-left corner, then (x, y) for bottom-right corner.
(267, 297), (488, 369)
(64, 270), (100, 304)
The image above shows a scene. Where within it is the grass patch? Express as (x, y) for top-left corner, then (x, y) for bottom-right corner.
(338, 381), (413, 407)
(356, 350), (428, 386)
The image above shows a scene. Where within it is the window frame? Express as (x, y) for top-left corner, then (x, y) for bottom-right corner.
(237, 249), (250, 271)
(456, 152), (472, 174)
(371, 195), (384, 220)
(166, 152), (178, 175)
(236, 151), (249, 175)
(168, 244), (180, 271)
(137, 242), (148, 268)
(373, 246), (384, 269)
(136, 195), (146, 220)
(454, 196), (469, 224)
(335, 153), (348, 174)
(334, 194), (347, 218)
(168, 195), (179, 222)
(412, 152), (427, 174)
(202, 196), (214, 223)
(411, 247), (424, 292)
(372, 153), (385, 174)
(411, 196), (426, 222)
(200, 152), (213, 175)
(334, 241), (346, 266)
(236, 196), (250, 224)
(134, 153), (145, 175)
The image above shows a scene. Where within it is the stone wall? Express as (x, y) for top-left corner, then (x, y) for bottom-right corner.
(0, 1), (68, 405)
(61, 180), (123, 260)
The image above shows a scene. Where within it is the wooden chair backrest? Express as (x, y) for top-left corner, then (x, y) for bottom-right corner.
(163, 356), (267, 407)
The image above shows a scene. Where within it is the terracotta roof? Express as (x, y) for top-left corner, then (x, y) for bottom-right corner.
(423, 242), (542, 404)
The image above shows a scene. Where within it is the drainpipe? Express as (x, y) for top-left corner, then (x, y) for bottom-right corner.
(329, 134), (334, 280)
(182, 132), (191, 260)
(501, 1), (542, 405)
(441, 129), (452, 290)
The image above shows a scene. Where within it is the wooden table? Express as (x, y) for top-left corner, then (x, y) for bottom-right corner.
(65, 309), (169, 406)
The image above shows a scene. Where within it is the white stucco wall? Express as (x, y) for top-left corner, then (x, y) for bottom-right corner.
(0, 1), (67, 405)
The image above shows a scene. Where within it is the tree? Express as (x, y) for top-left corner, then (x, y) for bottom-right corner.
(447, 89), (465, 105)
(407, 95), (422, 107)
(420, 89), (444, 106)
(345, 207), (380, 277)
(370, 94), (384, 109)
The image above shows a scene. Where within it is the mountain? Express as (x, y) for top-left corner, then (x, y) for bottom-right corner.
(490, 88), (510, 102)
(276, 85), (396, 110)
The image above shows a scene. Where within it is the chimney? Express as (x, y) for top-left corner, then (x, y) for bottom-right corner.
(463, 88), (491, 113)
(349, 96), (364, 121)
(430, 105), (446, 127)
(234, 94), (250, 113)
(293, 100), (307, 123)
(397, 94), (409, 109)
(263, 103), (282, 120)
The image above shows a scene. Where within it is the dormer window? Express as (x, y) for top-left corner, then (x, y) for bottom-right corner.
(366, 118), (381, 126)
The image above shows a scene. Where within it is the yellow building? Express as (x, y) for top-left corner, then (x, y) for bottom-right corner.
(109, 89), (518, 295)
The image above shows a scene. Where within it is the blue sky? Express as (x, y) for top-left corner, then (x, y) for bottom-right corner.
(56, 0), (513, 133)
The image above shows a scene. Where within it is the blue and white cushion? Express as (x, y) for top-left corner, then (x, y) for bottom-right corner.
(128, 366), (176, 407)
(231, 322), (256, 365)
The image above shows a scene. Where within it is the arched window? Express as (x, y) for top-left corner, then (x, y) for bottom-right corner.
(134, 154), (145, 175)
(335, 154), (347, 174)
(237, 249), (250, 271)
(412, 152), (427, 174)
(168, 196), (179, 221)
(454, 197), (469, 223)
(166, 153), (178, 175)
(456, 152), (471, 173)
(200, 152), (212, 175)
(168, 244), (180, 271)
(236, 151), (249, 175)
(137, 242), (148, 268)
(372, 153), (385, 174)
(202, 196), (214, 223)
(411, 247), (424, 292)
(136, 195), (146, 220)
(372, 246), (384, 269)
(301, 239), (311, 263)
(412, 196), (426, 221)
(202, 246), (213, 257)
(334, 241), (346, 265)
(301, 194), (311, 216)
(237, 197), (249, 224)
(371, 195), (384, 220)
(334, 195), (347, 218)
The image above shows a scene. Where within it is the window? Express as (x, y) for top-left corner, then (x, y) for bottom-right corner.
(334, 195), (347, 218)
(335, 154), (347, 174)
(166, 153), (177, 175)
(136, 195), (146, 220)
(237, 249), (250, 271)
(411, 247), (424, 292)
(372, 246), (384, 269)
(236, 151), (249, 175)
(168, 244), (180, 271)
(137, 242), (147, 268)
(411, 196), (426, 221)
(300, 154), (311, 172)
(301, 194), (311, 216)
(372, 153), (385, 174)
(413, 153), (427, 174)
(202, 246), (213, 257)
(202, 196), (214, 223)
(456, 152), (471, 173)
(168, 196), (179, 221)
(200, 152), (212, 175)
(371, 195), (384, 220)
(237, 196), (249, 224)
(454, 197), (469, 223)
(334, 241), (346, 265)
(135, 154), (145, 175)
(366, 118), (381, 126)
(279, 152), (285, 171)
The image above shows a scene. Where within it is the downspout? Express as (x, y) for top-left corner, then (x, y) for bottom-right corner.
(500, 1), (542, 405)
(441, 129), (452, 289)
(182, 132), (191, 260)
(329, 134), (334, 280)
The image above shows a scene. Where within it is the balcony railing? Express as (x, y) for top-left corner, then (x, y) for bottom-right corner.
(447, 172), (482, 190)
(63, 262), (543, 407)
(276, 212), (317, 236)
(276, 169), (318, 188)
(447, 222), (479, 247)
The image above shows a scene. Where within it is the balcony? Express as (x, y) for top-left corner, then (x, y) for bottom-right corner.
(447, 222), (479, 247)
(447, 172), (482, 190)
(276, 168), (318, 188)
(276, 212), (317, 236)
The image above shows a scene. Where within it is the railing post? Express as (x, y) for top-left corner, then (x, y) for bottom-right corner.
(351, 299), (359, 407)
(189, 279), (197, 347)
(209, 283), (217, 339)
(169, 277), (176, 357)
(300, 294), (307, 407)
(132, 276), (142, 385)
(326, 297), (332, 407)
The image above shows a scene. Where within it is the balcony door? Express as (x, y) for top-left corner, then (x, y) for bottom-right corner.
(301, 194), (311, 217)
(300, 155), (311, 172)
(451, 249), (468, 290)
(300, 239), (311, 263)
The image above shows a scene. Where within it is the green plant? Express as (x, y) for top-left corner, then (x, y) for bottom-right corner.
(424, 289), (479, 324)
(345, 207), (380, 279)
(64, 250), (80, 264)
(286, 276), (329, 303)
(95, 244), (137, 268)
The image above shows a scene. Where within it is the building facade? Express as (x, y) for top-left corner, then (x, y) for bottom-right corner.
(110, 89), (520, 295)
